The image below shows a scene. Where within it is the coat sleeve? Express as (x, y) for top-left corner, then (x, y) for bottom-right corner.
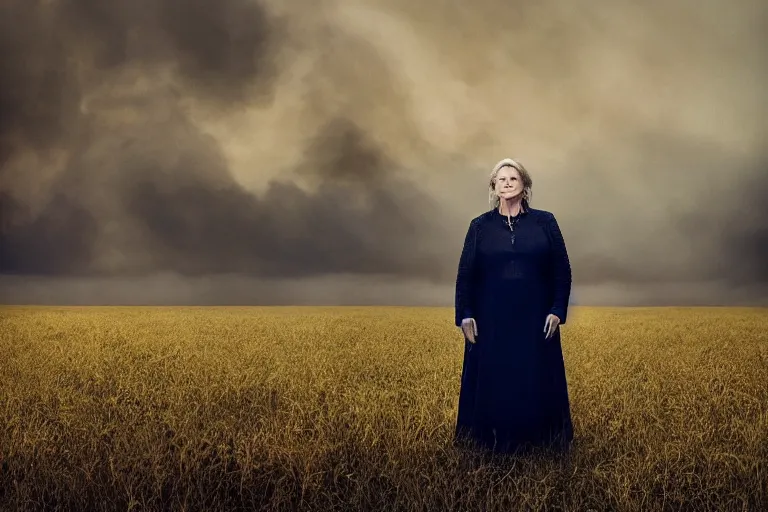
(455, 219), (478, 327)
(547, 212), (572, 324)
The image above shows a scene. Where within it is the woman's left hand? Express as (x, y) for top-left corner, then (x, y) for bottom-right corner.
(543, 314), (561, 339)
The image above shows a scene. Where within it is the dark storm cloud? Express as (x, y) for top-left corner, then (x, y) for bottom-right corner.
(721, 163), (768, 284)
(0, 1), (78, 165)
(58, 0), (279, 98)
(0, 190), (99, 275)
(0, 0), (271, 271)
(1, 105), (450, 281)
(560, 132), (768, 289)
(0, 0), (451, 284)
(0, 0), (278, 163)
(117, 117), (450, 280)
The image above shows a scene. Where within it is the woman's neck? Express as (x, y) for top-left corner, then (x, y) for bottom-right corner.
(498, 198), (524, 216)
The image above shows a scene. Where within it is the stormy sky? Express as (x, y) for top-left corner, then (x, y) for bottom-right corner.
(1, 0), (766, 306)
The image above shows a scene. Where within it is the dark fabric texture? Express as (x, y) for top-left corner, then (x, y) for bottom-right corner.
(454, 207), (573, 455)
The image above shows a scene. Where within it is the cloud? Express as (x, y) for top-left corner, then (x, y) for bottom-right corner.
(0, 0), (766, 305)
(0, 0), (452, 285)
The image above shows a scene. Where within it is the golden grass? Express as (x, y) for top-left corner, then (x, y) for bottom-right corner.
(1, 305), (767, 511)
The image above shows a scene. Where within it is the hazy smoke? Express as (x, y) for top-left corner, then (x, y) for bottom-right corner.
(1, 0), (766, 305)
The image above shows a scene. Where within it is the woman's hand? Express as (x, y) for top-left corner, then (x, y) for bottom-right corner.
(461, 318), (478, 343)
(543, 314), (561, 339)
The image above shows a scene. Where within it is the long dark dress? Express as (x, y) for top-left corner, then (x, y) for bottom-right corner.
(453, 206), (573, 455)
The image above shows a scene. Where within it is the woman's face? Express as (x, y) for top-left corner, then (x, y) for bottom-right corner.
(495, 166), (523, 201)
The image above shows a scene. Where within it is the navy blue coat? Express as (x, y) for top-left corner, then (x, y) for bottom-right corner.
(454, 207), (574, 454)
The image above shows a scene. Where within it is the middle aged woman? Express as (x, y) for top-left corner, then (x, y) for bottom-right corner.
(453, 157), (574, 456)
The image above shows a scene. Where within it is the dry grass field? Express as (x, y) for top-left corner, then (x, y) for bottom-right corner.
(1, 305), (767, 511)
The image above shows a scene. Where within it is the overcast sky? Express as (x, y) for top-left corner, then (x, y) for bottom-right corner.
(1, 0), (766, 306)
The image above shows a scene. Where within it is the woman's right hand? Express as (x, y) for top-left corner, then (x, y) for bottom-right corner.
(461, 318), (478, 343)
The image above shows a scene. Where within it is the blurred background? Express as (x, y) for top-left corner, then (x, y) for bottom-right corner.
(1, 0), (766, 306)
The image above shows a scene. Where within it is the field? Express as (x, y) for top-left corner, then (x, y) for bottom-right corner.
(1, 305), (767, 511)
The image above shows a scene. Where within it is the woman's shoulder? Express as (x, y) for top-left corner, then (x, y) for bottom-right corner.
(528, 209), (565, 234)
(470, 211), (494, 223)
(526, 207), (556, 221)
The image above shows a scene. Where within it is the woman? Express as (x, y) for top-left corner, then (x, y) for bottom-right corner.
(453, 157), (573, 455)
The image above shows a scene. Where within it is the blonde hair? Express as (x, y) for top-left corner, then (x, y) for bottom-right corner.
(488, 158), (533, 210)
